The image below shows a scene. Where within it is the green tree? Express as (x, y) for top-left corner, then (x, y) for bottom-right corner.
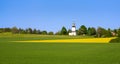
(28, 28), (33, 34)
(37, 30), (41, 34)
(117, 28), (120, 37)
(55, 31), (61, 35)
(78, 25), (87, 35)
(48, 31), (54, 35)
(24, 29), (28, 34)
(33, 29), (37, 34)
(97, 27), (110, 37)
(113, 29), (117, 34)
(97, 27), (103, 37)
(18, 28), (25, 34)
(106, 28), (112, 37)
(87, 27), (96, 36)
(12, 26), (19, 34)
(68, 29), (72, 33)
(3, 28), (11, 32)
(41, 31), (47, 35)
(0, 28), (3, 33)
(60, 26), (68, 35)
(76, 30), (79, 35)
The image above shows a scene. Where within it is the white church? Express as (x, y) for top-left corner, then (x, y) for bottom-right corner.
(69, 23), (77, 36)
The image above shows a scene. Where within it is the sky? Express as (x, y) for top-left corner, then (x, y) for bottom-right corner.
(0, 0), (120, 32)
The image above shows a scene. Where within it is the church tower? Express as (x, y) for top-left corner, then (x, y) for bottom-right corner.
(69, 23), (76, 36)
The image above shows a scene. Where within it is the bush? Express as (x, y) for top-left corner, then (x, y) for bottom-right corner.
(118, 33), (120, 37)
(48, 32), (54, 35)
(110, 37), (120, 43)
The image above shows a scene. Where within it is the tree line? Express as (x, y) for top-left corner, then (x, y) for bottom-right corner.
(0, 27), (53, 35)
(57, 25), (120, 37)
(0, 25), (120, 37)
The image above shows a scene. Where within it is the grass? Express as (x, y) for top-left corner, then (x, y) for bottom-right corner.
(0, 33), (120, 64)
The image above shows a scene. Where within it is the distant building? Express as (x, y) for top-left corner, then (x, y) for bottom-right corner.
(111, 32), (117, 36)
(69, 23), (76, 36)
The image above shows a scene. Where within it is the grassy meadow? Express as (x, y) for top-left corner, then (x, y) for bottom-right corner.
(0, 33), (120, 64)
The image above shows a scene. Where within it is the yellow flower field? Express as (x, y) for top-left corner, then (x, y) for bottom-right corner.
(15, 37), (116, 43)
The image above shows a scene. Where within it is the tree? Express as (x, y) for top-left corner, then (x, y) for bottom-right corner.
(117, 28), (120, 37)
(25, 29), (28, 34)
(37, 30), (41, 34)
(60, 26), (68, 35)
(33, 29), (37, 34)
(68, 29), (72, 33)
(12, 26), (19, 34)
(76, 30), (79, 35)
(18, 28), (25, 34)
(55, 31), (61, 35)
(0, 28), (3, 33)
(41, 31), (47, 35)
(97, 27), (110, 37)
(3, 28), (11, 32)
(28, 28), (33, 34)
(87, 27), (96, 36)
(106, 28), (112, 37)
(97, 27), (103, 37)
(78, 25), (87, 35)
(0, 28), (11, 33)
(113, 29), (117, 34)
(48, 31), (54, 35)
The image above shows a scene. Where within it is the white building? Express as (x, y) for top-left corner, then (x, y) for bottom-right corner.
(69, 23), (76, 36)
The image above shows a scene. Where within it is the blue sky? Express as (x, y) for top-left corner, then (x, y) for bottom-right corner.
(0, 0), (120, 32)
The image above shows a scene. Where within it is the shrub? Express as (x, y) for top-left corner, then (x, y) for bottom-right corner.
(110, 37), (120, 43)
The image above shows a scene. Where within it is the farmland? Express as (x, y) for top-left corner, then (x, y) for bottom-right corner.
(0, 33), (120, 64)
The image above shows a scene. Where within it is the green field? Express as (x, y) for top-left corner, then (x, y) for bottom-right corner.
(0, 34), (120, 64)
